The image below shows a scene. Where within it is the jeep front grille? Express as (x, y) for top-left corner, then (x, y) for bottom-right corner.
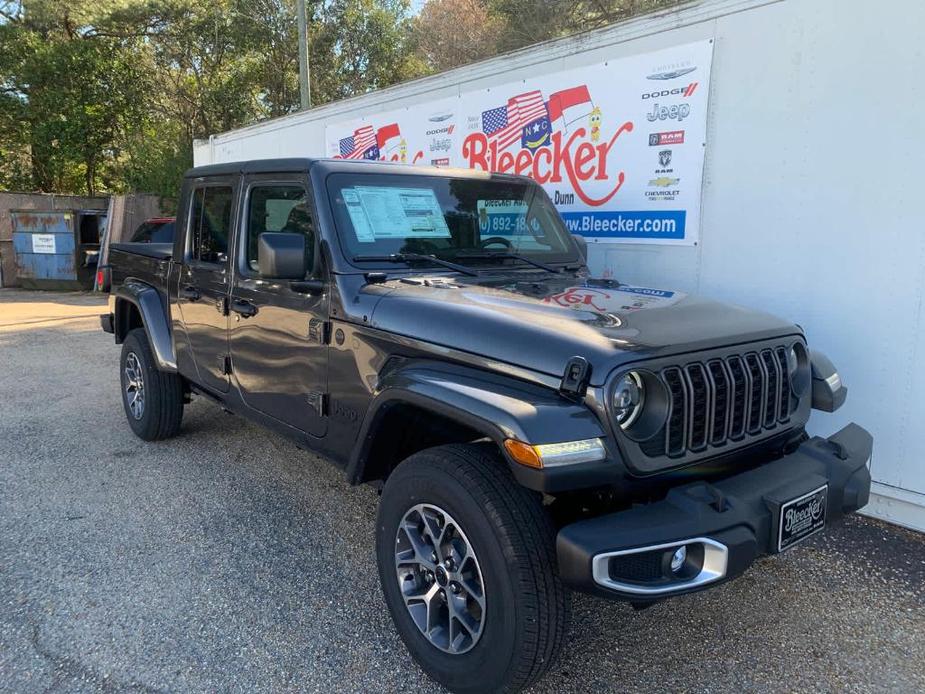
(641, 346), (794, 459)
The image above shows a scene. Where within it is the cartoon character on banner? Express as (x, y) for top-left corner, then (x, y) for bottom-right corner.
(589, 106), (602, 142)
(399, 138), (407, 163)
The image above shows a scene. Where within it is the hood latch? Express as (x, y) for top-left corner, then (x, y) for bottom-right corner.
(559, 356), (592, 400)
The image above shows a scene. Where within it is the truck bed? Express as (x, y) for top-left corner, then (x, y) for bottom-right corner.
(108, 243), (172, 292)
(109, 242), (173, 260)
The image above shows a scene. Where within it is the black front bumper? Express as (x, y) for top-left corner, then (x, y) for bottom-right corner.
(557, 423), (872, 600)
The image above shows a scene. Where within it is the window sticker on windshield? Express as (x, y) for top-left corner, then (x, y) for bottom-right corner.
(343, 189), (375, 242)
(477, 200), (532, 236)
(346, 186), (451, 241)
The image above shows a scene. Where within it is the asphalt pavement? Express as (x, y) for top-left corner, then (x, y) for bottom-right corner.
(1, 290), (923, 693)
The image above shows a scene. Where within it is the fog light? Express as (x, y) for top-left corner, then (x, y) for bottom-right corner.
(670, 546), (687, 573)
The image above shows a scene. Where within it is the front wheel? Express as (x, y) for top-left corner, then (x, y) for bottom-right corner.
(119, 328), (184, 441)
(376, 443), (570, 693)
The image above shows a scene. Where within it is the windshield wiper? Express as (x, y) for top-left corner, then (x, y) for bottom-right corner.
(454, 251), (561, 274)
(351, 253), (480, 277)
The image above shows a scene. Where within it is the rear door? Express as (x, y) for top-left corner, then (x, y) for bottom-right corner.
(228, 175), (328, 437)
(175, 178), (237, 393)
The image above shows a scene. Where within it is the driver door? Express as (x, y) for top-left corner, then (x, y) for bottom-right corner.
(228, 175), (329, 438)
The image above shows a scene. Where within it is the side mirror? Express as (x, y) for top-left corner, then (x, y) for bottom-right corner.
(258, 232), (306, 279)
(571, 233), (588, 263)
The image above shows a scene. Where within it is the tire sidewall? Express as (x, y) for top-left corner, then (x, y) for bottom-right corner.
(120, 330), (159, 439)
(376, 454), (526, 692)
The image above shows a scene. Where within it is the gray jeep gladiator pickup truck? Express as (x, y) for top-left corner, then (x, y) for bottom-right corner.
(101, 158), (872, 693)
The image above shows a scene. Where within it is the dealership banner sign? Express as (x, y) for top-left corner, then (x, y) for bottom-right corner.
(325, 40), (714, 245)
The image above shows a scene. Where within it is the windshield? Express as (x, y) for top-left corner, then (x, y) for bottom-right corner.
(326, 172), (579, 268)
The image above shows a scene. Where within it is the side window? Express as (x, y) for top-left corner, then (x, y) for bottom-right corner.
(189, 186), (233, 264)
(245, 185), (314, 276)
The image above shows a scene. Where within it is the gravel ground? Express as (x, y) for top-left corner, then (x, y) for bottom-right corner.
(1, 290), (923, 693)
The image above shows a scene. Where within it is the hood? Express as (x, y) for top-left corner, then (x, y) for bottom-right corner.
(361, 272), (799, 385)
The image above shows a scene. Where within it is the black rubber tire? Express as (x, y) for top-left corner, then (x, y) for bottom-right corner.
(119, 328), (184, 441)
(376, 443), (570, 694)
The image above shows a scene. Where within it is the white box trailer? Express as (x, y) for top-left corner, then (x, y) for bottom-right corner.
(194, 0), (925, 532)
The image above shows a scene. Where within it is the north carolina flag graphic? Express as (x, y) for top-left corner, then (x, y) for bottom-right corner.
(521, 116), (551, 150)
(376, 123), (401, 151)
(339, 126), (379, 159)
(546, 85), (593, 131)
(481, 90), (548, 152)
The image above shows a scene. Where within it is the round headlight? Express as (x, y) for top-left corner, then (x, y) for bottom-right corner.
(787, 345), (799, 374)
(787, 342), (811, 395)
(613, 371), (644, 428)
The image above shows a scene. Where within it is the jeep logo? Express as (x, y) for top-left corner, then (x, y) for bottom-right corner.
(646, 102), (691, 123)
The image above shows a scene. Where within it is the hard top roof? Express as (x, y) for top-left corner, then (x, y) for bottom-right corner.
(183, 158), (528, 183)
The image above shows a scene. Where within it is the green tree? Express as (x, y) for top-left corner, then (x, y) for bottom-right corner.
(0, 0), (428, 196)
(0, 0), (153, 194)
(411, 0), (504, 72)
(310, 0), (426, 104)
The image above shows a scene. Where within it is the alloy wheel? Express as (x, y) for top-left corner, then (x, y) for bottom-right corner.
(394, 503), (486, 654)
(123, 352), (145, 420)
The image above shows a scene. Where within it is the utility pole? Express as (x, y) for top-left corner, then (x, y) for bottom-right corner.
(296, 0), (311, 109)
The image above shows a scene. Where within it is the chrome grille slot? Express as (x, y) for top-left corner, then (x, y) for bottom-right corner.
(663, 367), (687, 457)
(727, 356), (748, 439)
(684, 363), (710, 451)
(707, 360), (729, 444)
(761, 349), (781, 426)
(775, 346), (792, 422)
(745, 353), (764, 434)
(647, 344), (799, 460)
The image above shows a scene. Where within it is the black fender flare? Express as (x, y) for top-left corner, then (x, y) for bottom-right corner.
(346, 361), (610, 492)
(112, 280), (177, 372)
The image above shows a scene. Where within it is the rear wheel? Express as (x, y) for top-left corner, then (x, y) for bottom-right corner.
(376, 443), (570, 693)
(120, 328), (184, 441)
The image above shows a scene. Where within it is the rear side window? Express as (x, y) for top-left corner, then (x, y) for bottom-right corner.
(131, 221), (175, 243)
(189, 186), (233, 263)
(244, 185), (314, 274)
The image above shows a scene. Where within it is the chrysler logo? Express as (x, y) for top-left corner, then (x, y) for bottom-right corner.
(646, 66), (696, 81)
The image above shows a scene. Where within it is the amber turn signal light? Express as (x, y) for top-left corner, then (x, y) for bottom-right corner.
(504, 437), (608, 469)
(503, 439), (543, 469)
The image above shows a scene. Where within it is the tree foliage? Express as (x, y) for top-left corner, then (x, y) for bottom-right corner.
(412, 0), (504, 73)
(0, 0), (683, 197)
(0, 0), (423, 196)
(414, 0), (685, 69)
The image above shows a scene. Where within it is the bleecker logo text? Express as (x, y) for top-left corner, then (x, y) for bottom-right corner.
(784, 494), (825, 533)
(545, 287), (611, 312)
(463, 122), (634, 207)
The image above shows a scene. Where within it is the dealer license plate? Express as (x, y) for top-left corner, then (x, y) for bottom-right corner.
(777, 485), (828, 552)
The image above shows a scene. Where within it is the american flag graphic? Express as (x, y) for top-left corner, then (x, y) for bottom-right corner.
(339, 126), (378, 159)
(481, 90), (548, 151)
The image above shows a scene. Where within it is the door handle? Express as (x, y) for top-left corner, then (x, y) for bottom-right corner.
(230, 298), (258, 318)
(180, 285), (201, 301)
